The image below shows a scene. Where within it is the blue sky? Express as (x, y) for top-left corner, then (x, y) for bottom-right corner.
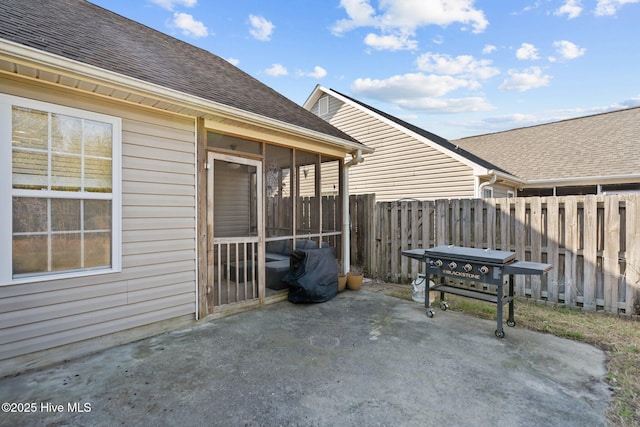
(91, 0), (640, 139)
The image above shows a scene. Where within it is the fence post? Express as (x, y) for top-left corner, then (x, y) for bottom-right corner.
(583, 195), (598, 310)
(486, 198), (496, 250)
(514, 198), (527, 297)
(545, 197), (560, 304)
(530, 197), (542, 302)
(604, 195), (620, 313)
(625, 194), (639, 315)
(564, 197), (578, 308)
(435, 199), (448, 246)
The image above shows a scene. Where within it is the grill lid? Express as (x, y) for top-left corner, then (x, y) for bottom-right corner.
(425, 245), (516, 265)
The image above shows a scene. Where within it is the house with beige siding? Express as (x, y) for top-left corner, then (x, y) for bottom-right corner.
(304, 86), (523, 201)
(452, 107), (640, 196)
(305, 86), (640, 200)
(0, 0), (371, 376)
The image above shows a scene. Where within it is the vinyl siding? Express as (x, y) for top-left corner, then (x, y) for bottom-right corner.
(0, 77), (196, 362)
(314, 96), (475, 201)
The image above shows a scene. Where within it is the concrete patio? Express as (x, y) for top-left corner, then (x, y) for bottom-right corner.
(0, 290), (610, 426)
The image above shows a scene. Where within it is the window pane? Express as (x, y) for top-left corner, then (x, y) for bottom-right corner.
(13, 197), (48, 233)
(84, 120), (112, 158)
(13, 235), (48, 275)
(51, 199), (81, 232)
(85, 232), (111, 268)
(51, 233), (81, 271)
(85, 157), (112, 192)
(51, 153), (81, 191)
(12, 149), (48, 189)
(10, 101), (116, 279)
(12, 107), (48, 150)
(52, 114), (82, 154)
(85, 200), (111, 230)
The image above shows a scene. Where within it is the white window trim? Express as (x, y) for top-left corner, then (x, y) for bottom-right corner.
(318, 96), (329, 116)
(482, 186), (494, 198)
(1, 94), (122, 285)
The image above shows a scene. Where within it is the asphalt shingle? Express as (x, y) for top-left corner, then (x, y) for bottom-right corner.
(453, 107), (640, 181)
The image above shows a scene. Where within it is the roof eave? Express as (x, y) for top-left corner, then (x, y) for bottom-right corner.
(1, 40), (369, 154)
(524, 174), (640, 187)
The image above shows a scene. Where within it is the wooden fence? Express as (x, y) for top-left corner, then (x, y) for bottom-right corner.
(350, 193), (640, 316)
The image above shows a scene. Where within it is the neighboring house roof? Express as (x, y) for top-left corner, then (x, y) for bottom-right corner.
(0, 0), (362, 149)
(453, 107), (640, 183)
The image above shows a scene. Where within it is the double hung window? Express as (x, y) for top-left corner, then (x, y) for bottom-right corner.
(1, 95), (121, 284)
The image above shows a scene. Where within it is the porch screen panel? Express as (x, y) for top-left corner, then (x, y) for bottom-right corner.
(296, 151), (319, 235)
(265, 145), (292, 238)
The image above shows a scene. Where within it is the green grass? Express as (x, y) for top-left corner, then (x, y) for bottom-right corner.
(369, 282), (640, 426)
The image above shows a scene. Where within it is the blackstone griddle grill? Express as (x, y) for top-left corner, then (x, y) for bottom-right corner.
(402, 245), (552, 338)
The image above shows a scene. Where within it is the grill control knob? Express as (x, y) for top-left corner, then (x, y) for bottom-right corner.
(479, 266), (490, 275)
(463, 263), (473, 272)
(448, 261), (457, 270)
(434, 260), (443, 267)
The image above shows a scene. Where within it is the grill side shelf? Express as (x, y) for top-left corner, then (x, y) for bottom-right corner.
(503, 261), (552, 275)
(401, 249), (428, 261)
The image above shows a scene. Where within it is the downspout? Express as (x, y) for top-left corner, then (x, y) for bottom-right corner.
(478, 173), (498, 197)
(342, 149), (363, 274)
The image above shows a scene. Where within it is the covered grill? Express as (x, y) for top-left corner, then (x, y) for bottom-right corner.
(402, 245), (552, 338)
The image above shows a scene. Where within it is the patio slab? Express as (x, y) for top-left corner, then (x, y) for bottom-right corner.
(0, 290), (610, 426)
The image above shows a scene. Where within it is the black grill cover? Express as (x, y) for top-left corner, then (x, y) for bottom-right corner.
(284, 247), (338, 303)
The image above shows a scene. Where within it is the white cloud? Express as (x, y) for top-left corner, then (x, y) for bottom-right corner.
(332, 0), (489, 51)
(297, 66), (327, 79)
(499, 66), (551, 91)
(595, 0), (640, 16)
(482, 44), (497, 54)
(226, 57), (239, 66)
(265, 63), (288, 77)
(171, 12), (208, 38)
(364, 33), (418, 51)
(555, 0), (583, 18)
(553, 40), (586, 60)
(150, 0), (197, 11)
(249, 15), (275, 41)
(351, 73), (470, 99)
(516, 43), (540, 60)
(332, 0), (378, 34)
(416, 53), (499, 80)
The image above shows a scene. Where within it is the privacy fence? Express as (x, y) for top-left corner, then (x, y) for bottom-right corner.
(350, 193), (640, 316)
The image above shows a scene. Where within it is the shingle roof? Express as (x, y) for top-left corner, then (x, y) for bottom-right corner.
(0, 0), (359, 145)
(453, 107), (640, 181)
(330, 89), (508, 174)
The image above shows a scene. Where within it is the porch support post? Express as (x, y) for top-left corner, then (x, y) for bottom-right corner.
(342, 150), (364, 275)
(342, 165), (350, 275)
(196, 117), (209, 318)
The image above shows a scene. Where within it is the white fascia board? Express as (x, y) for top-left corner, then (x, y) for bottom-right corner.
(302, 84), (324, 110)
(525, 174), (640, 187)
(312, 86), (492, 174)
(1, 40), (365, 154)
